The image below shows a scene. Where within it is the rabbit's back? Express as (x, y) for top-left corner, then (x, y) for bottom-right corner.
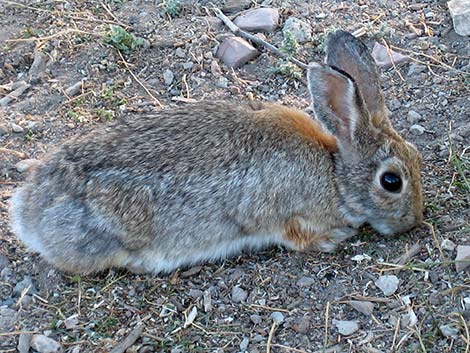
(10, 101), (338, 273)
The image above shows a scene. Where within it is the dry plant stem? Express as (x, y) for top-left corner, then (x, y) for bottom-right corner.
(117, 50), (163, 108)
(0, 331), (38, 337)
(391, 316), (400, 352)
(100, 1), (130, 29)
(0, 147), (27, 158)
(381, 39), (405, 82)
(110, 322), (144, 353)
(423, 221), (445, 261)
(213, 8), (310, 70)
(266, 322), (277, 353)
(272, 344), (308, 353)
(322, 301), (330, 352)
(0, 0), (50, 12)
(393, 243), (422, 266)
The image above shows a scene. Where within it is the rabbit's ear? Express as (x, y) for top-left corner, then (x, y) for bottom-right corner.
(307, 63), (372, 149)
(325, 30), (387, 125)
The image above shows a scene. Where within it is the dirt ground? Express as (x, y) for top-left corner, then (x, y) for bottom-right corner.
(0, 0), (469, 352)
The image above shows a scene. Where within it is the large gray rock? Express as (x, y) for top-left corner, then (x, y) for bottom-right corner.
(282, 17), (312, 43)
(448, 0), (470, 36)
(30, 335), (62, 353)
(216, 36), (258, 68)
(455, 245), (470, 272)
(233, 8), (279, 33)
(371, 42), (409, 69)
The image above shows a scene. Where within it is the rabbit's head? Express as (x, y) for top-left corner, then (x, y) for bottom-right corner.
(307, 30), (423, 236)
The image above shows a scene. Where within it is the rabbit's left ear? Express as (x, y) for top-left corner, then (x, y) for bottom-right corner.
(307, 63), (373, 151)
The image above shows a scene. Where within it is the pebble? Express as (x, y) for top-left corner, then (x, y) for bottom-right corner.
(29, 49), (48, 82)
(282, 17), (312, 43)
(231, 286), (248, 303)
(270, 311), (284, 324)
(407, 63), (427, 77)
(64, 315), (79, 329)
(333, 319), (359, 335)
(388, 98), (401, 111)
(233, 8), (279, 33)
(16, 159), (41, 173)
(250, 314), (262, 324)
(222, 0), (252, 13)
(65, 80), (84, 97)
(296, 276), (315, 287)
(375, 275), (399, 296)
(189, 289), (203, 299)
(216, 77), (229, 88)
(11, 122), (24, 133)
(216, 36), (258, 68)
(371, 42), (409, 69)
(455, 245), (470, 272)
(0, 253), (10, 270)
(18, 333), (33, 353)
(239, 336), (249, 351)
(13, 275), (37, 296)
(440, 324), (460, 338)
(30, 334), (62, 353)
(182, 61), (194, 70)
(210, 60), (222, 77)
(175, 47), (186, 58)
(292, 316), (310, 333)
(448, 0), (470, 36)
(464, 297), (470, 310)
(407, 110), (422, 124)
(441, 239), (456, 252)
(348, 300), (375, 316)
(410, 124), (425, 135)
(163, 69), (174, 86)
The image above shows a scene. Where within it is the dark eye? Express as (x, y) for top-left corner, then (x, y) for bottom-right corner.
(380, 172), (402, 193)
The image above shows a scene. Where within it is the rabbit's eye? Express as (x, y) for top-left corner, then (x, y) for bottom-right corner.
(380, 172), (402, 193)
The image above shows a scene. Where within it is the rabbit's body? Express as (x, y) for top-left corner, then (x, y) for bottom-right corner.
(10, 102), (349, 274)
(9, 30), (424, 274)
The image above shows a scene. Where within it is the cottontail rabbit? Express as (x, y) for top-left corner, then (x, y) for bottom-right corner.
(9, 30), (423, 274)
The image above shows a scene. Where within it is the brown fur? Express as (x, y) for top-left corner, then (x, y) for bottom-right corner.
(254, 104), (338, 153)
(283, 219), (331, 251)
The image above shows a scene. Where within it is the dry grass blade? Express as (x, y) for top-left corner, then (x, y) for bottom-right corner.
(109, 322), (144, 353)
(266, 322), (277, 353)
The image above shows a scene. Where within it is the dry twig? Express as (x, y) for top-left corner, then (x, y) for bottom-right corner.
(110, 322), (144, 353)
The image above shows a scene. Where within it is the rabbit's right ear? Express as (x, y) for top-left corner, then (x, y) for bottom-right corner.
(307, 63), (372, 151)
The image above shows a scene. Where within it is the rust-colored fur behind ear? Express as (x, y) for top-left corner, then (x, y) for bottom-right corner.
(257, 104), (338, 153)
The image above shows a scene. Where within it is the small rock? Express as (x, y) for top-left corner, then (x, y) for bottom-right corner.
(29, 50), (48, 82)
(216, 77), (229, 88)
(0, 81), (31, 106)
(239, 336), (249, 351)
(348, 300), (375, 316)
(231, 286), (248, 303)
(13, 275), (37, 296)
(407, 63), (427, 77)
(18, 333), (33, 353)
(216, 36), (258, 68)
(182, 61), (194, 70)
(175, 47), (186, 58)
(440, 324), (460, 338)
(270, 311), (284, 324)
(11, 122), (24, 133)
(375, 275), (399, 296)
(455, 245), (470, 272)
(463, 297), (470, 310)
(16, 159), (41, 173)
(31, 335), (62, 353)
(65, 81), (84, 97)
(448, 0), (470, 36)
(333, 320), (359, 336)
(189, 289), (203, 299)
(64, 315), (79, 330)
(292, 316), (310, 333)
(282, 17), (312, 43)
(203, 290), (212, 312)
(401, 308), (418, 328)
(233, 8), (279, 33)
(250, 314), (262, 324)
(388, 98), (401, 111)
(163, 69), (174, 86)
(315, 12), (327, 19)
(0, 307), (18, 331)
(0, 123), (9, 135)
(410, 124), (425, 135)
(210, 60), (222, 77)
(407, 110), (422, 124)
(205, 16), (223, 29)
(0, 253), (10, 270)
(296, 276), (315, 287)
(441, 239), (456, 252)
(371, 42), (410, 69)
(222, 0), (252, 13)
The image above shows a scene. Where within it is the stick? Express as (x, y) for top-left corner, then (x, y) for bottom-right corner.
(393, 243), (422, 266)
(266, 322), (277, 353)
(213, 8), (310, 70)
(110, 322), (144, 353)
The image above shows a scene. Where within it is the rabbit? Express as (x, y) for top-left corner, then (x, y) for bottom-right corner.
(9, 30), (423, 275)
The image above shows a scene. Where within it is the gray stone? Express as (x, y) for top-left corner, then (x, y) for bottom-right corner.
(250, 314), (262, 324)
(375, 275), (399, 296)
(282, 17), (312, 43)
(407, 110), (422, 124)
(0, 307), (18, 331)
(440, 324), (460, 338)
(410, 124), (425, 135)
(216, 37), (258, 68)
(407, 63), (427, 77)
(29, 50), (48, 82)
(371, 42), (409, 69)
(16, 159), (41, 173)
(239, 336), (249, 351)
(182, 61), (194, 70)
(233, 8), (279, 33)
(296, 276), (315, 287)
(18, 333), (33, 353)
(210, 60), (222, 77)
(175, 47), (186, 58)
(455, 245), (470, 272)
(231, 286), (248, 303)
(222, 0), (252, 13)
(65, 80), (84, 97)
(216, 77), (229, 88)
(189, 289), (203, 299)
(448, 0), (470, 36)
(0, 81), (31, 106)
(0, 253), (10, 270)
(31, 335), (62, 353)
(11, 122), (24, 133)
(13, 275), (37, 296)
(270, 311), (284, 324)
(333, 319), (359, 335)
(441, 239), (456, 252)
(163, 69), (174, 86)
(292, 316), (310, 333)
(348, 300), (375, 316)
